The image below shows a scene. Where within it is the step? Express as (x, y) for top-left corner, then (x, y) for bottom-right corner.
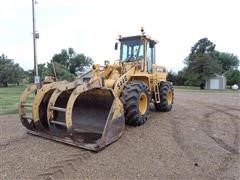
(50, 106), (66, 112)
(154, 86), (160, 103)
(50, 121), (66, 127)
(21, 103), (32, 107)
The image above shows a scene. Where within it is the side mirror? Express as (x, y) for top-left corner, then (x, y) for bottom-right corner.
(149, 41), (155, 48)
(104, 60), (110, 66)
(114, 42), (118, 50)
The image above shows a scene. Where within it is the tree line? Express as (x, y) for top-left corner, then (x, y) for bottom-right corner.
(1, 40), (239, 87)
(0, 54), (25, 86)
(0, 48), (93, 86)
(167, 38), (240, 87)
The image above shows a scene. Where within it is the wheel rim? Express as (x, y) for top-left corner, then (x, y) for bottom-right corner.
(138, 92), (148, 115)
(167, 90), (173, 105)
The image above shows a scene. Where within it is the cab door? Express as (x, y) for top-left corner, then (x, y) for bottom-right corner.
(147, 42), (155, 73)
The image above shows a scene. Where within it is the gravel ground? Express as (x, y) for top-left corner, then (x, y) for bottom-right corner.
(0, 90), (239, 180)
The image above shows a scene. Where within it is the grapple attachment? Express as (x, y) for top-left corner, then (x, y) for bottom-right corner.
(19, 82), (125, 151)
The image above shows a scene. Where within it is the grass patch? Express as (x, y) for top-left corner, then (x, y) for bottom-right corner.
(174, 86), (239, 93)
(0, 84), (32, 115)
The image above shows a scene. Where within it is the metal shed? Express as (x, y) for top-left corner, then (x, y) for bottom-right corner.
(205, 74), (226, 90)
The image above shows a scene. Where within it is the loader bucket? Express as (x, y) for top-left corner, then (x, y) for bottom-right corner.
(22, 83), (125, 151)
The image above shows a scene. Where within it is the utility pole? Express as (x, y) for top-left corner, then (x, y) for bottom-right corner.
(32, 0), (40, 85)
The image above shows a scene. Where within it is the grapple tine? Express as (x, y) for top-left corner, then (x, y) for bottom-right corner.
(31, 81), (67, 131)
(19, 84), (38, 131)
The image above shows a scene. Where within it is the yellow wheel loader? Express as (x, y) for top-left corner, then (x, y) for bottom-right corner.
(19, 29), (174, 151)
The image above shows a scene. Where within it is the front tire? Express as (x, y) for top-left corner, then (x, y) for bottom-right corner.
(154, 82), (174, 112)
(122, 82), (150, 126)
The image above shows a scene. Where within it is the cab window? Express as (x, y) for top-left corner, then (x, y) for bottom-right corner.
(120, 40), (144, 61)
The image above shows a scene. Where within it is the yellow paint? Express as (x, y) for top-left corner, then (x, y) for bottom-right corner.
(138, 92), (148, 115)
(167, 90), (173, 105)
(19, 84), (37, 118)
(32, 81), (66, 123)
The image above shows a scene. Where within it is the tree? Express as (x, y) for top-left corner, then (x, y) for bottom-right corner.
(52, 49), (70, 68)
(216, 52), (239, 73)
(184, 38), (221, 87)
(225, 69), (240, 86)
(27, 62), (75, 83)
(167, 70), (177, 83)
(8, 63), (25, 85)
(52, 48), (93, 75)
(189, 38), (215, 57)
(0, 54), (25, 86)
(176, 69), (188, 86)
(47, 62), (75, 81)
(27, 63), (49, 83)
(69, 54), (93, 74)
(167, 69), (187, 86)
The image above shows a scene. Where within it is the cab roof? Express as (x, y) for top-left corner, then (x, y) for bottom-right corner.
(120, 35), (158, 44)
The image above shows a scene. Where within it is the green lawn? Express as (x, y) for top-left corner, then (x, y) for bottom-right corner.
(0, 84), (33, 115)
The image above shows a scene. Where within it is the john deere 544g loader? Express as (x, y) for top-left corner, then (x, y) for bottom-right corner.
(19, 28), (174, 151)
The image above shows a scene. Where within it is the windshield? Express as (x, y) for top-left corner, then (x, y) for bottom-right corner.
(120, 40), (144, 61)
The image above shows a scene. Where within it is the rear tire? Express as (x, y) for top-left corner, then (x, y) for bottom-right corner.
(154, 82), (174, 112)
(122, 82), (150, 126)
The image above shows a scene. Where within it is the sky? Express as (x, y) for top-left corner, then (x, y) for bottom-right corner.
(0, 0), (239, 72)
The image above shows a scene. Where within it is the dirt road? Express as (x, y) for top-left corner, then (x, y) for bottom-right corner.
(0, 90), (239, 180)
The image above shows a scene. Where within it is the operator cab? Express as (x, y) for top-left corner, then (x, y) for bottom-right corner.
(119, 36), (144, 61)
(115, 33), (157, 73)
